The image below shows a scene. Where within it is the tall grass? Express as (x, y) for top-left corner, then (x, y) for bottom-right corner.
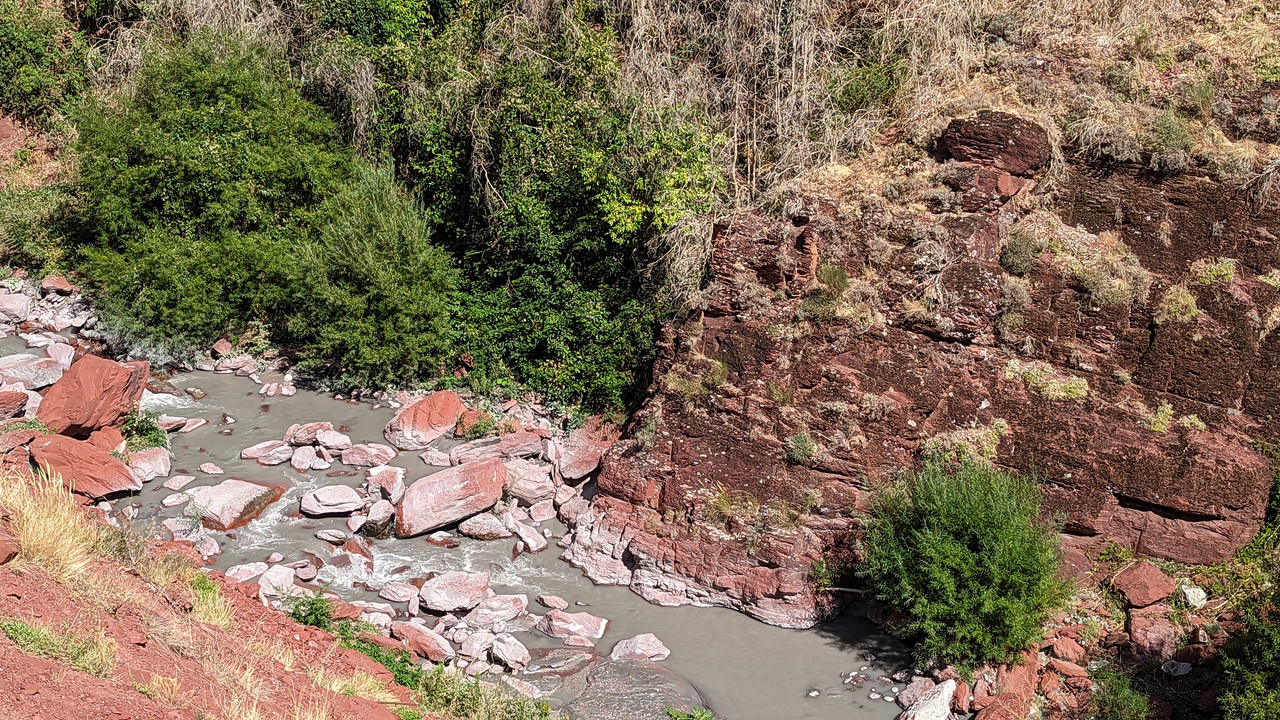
(0, 617), (117, 677)
(0, 470), (99, 582)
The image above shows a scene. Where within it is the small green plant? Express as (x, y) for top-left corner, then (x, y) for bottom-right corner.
(1191, 257), (1236, 285)
(1177, 414), (1206, 431)
(0, 617), (116, 677)
(1221, 583), (1280, 719)
(666, 708), (716, 720)
(831, 58), (904, 113)
(817, 264), (849, 293)
(1090, 667), (1153, 720)
(1004, 359), (1089, 400)
(185, 570), (233, 631)
(1143, 401), (1174, 433)
(809, 557), (837, 591)
(921, 419), (1010, 463)
(288, 589), (335, 630)
(634, 411), (661, 450)
(768, 382), (795, 406)
(4, 418), (52, 434)
(1260, 270), (1280, 289)
(1156, 284), (1199, 323)
(463, 415), (499, 440)
(785, 433), (817, 464)
(1001, 227), (1048, 276)
(121, 408), (169, 451)
(858, 459), (1067, 667)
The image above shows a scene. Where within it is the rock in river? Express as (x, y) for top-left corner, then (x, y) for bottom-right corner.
(384, 390), (465, 450)
(187, 479), (283, 530)
(300, 485), (364, 517)
(419, 571), (490, 612)
(395, 459), (507, 537)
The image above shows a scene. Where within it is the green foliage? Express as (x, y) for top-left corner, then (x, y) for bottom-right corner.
(831, 58), (904, 113)
(1001, 227), (1046, 276)
(858, 459), (1067, 667)
(0, 0), (88, 127)
(463, 415), (498, 440)
(0, 186), (74, 271)
(1221, 586), (1280, 720)
(785, 432), (816, 464)
(0, 617), (115, 677)
(335, 621), (560, 719)
(308, 0), (435, 45)
(121, 408), (168, 451)
(288, 589), (335, 629)
(1090, 667), (1153, 720)
(666, 709), (716, 720)
(74, 33), (347, 351)
(1147, 110), (1192, 152)
(284, 163), (457, 391)
(4, 418), (52, 434)
(809, 557), (837, 591)
(385, 4), (720, 409)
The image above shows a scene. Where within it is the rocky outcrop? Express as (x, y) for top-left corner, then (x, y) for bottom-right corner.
(29, 434), (141, 498)
(563, 110), (1280, 626)
(395, 459), (507, 537)
(37, 355), (148, 437)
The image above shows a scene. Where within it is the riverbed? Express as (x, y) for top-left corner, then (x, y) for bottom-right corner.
(126, 367), (910, 720)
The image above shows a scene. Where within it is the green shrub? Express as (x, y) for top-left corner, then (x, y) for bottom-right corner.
(0, 617), (115, 677)
(74, 33), (348, 352)
(858, 459), (1066, 667)
(785, 433), (816, 464)
(288, 589), (335, 629)
(0, 1), (88, 127)
(121, 408), (168, 451)
(308, 0), (433, 46)
(667, 709), (716, 720)
(0, 186), (74, 271)
(1090, 667), (1152, 720)
(284, 163), (457, 390)
(1221, 586), (1280, 719)
(1001, 227), (1047, 276)
(832, 59), (904, 113)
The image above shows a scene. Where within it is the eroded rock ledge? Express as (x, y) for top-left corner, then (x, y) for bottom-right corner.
(562, 111), (1280, 627)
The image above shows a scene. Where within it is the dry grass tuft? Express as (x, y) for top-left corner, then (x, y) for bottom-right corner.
(0, 470), (98, 582)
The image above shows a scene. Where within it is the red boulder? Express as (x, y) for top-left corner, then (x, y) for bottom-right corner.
(37, 355), (149, 438)
(1112, 561), (1177, 608)
(29, 434), (142, 498)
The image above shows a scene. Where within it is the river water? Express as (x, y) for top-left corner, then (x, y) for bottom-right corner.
(121, 367), (910, 720)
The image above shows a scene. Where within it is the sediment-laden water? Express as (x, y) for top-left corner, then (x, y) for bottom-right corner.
(121, 368), (910, 720)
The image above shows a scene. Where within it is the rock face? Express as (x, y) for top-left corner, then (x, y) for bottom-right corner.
(395, 459), (507, 537)
(186, 480), (283, 530)
(29, 434), (141, 498)
(384, 391), (465, 450)
(562, 112), (1280, 627)
(37, 356), (148, 437)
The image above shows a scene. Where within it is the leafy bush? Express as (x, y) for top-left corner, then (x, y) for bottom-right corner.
(284, 163), (457, 391)
(288, 589), (335, 629)
(0, 1), (87, 127)
(785, 433), (816, 464)
(1090, 667), (1152, 720)
(121, 408), (168, 451)
(858, 458), (1066, 667)
(308, 0), (432, 45)
(1221, 585), (1280, 719)
(74, 33), (348, 352)
(0, 186), (73, 271)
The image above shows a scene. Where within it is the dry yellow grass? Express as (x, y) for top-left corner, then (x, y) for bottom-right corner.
(0, 470), (98, 582)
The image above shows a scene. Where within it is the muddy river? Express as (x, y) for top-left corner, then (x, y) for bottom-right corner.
(121, 368), (910, 720)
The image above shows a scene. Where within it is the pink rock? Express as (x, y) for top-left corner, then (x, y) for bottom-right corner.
(384, 391), (465, 450)
(537, 609), (608, 639)
(44, 344), (75, 370)
(241, 440), (287, 459)
(256, 444), (295, 466)
(491, 633), (530, 668)
(450, 432), (543, 465)
(366, 499), (395, 532)
(558, 417), (616, 481)
(505, 514), (548, 553)
(464, 594), (528, 629)
(460, 631), (495, 659)
(420, 449), (451, 467)
(36, 355), (144, 431)
(537, 594), (569, 611)
(259, 382), (279, 397)
(341, 443), (397, 467)
(226, 562), (268, 582)
(198, 462), (223, 475)
(458, 513), (512, 540)
(391, 621), (455, 662)
(379, 582), (419, 603)
(1112, 561), (1177, 607)
(506, 459), (554, 505)
(178, 418), (207, 433)
(367, 466), (406, 504)
(285, 421), (333, 446)
(162, 475), (196, 491)
(40, 275), (75, 296)
(290, 445), (317, 472)
(1130, 614), (1181, 661)
(300, 485), (364, 516)
(128, 447), (171, 482)
(0, 355), (63, 389)
(186, 479), (283, 530)
(529, 500), (556, 523)
(29, 434), (142, 498)
(311, 448), (332, 471)
(895, 676), (938, 710)
(419, 571), (491, 612)
(564, 636), (595, 647)
(316, 429), (352, 451)
(0, 293), (30, 322)
(395, 459), (508, 537)
(609, 633), (670, 661)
